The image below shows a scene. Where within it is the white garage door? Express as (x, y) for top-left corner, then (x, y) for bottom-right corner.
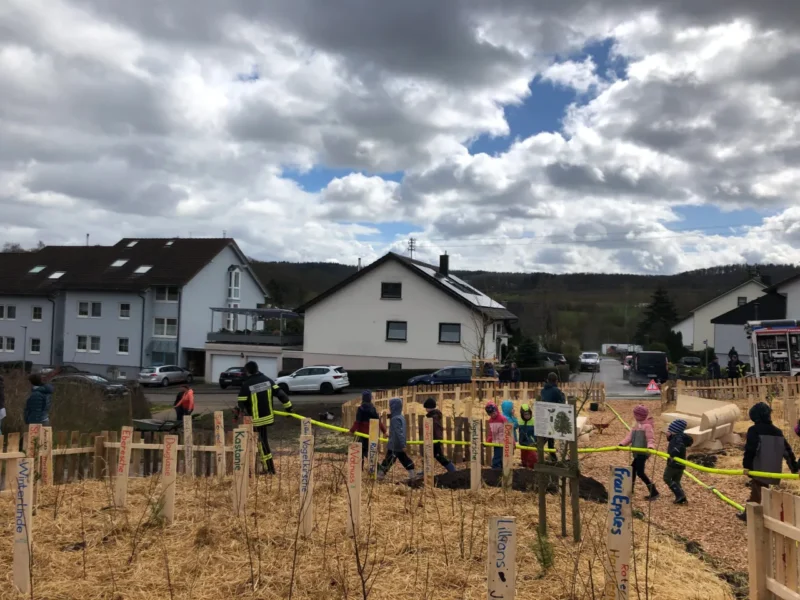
(246, 356), (277, 379)
(210, 354), (242, 384)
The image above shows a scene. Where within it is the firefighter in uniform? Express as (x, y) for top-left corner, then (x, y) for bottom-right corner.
(237, 361), (292, 474)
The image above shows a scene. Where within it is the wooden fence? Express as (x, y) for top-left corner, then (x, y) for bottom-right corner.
(748, 488), (800, 600)
(676, 377), (800, 401)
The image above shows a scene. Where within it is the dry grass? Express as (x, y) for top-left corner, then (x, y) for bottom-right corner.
(0, 449), (735, 600)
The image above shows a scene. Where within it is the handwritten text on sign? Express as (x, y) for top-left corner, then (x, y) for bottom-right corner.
(117, 427), (133, 475)
(604, 466), (633, 600)
(470, 418), (481, 462)
(13, 458), (33, 594)
(300, 437), (313, 494)
(488, 517), (516, 599)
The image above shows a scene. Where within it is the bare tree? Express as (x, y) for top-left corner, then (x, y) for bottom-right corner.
(461, 309), (495, 363)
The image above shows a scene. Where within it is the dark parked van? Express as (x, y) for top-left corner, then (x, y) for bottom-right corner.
(629, 351), (669, 385)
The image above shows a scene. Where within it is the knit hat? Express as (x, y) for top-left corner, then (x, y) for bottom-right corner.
(633, 405), (649, 421)
(423, 397), (436, 409)
(485, 401), (497, 415)
(361, 390), (373, 404)
(668, 419), (687, 435)
(749, 402), (772, 424)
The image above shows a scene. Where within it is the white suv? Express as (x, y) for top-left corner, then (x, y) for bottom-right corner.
(580, 352), (601, 372)
(276, 365), (350, 395)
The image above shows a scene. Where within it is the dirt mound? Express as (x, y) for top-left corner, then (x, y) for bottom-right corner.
(432, 468), (608, 503)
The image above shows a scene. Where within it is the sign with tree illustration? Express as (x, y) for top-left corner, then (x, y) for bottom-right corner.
(534, 401), (576, 442)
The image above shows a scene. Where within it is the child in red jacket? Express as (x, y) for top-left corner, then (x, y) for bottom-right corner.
(485, 402), (507, 469)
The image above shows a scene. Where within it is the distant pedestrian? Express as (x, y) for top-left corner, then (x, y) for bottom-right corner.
(707, 356), (721, 379)
(174, 384), (195, 421)
(350, 390), (387, 464)
(510, 362), (521, 383)
(485, 402), (507, 469)
(378, 397), (418, 481)
(664, 419), (693, 504)
(518, 404), (537, 468)
(619, 404), (659, 500)
(540, 372), (566, 459)
(0, 373), (5, 434)
(482, 362), (497, 378)
(727, 354), (746, 379)
(423, 398), (456, 473)
(24, 373), (53, 426)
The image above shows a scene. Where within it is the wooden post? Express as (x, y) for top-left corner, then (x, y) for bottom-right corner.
(346, 442), (361, 536)
(3, 432), (20, 490)
(423, 416), (434, 488)
(299, 434), (314, 537)
(12, 457), (34, 595)
(162, 435), (178, 525)
(604, 466), (633, 599)
(747, 502), (767, 600)
(243, 416), (256, 477)
(368, 418), (380, 479)
(114, 426), (134, 508)
(214, 411), (225, 478)
(300, 417), (313, 437)
(232, 428), (249, 517)
(470, 417), (482, 491)
(26, 424), (41, 504)
(502, 421), (513, 490)
(487, 516), (517, 600)
(39, 426), (53, 487)
(182, 415), (194, 478)
(536, 437), (547, 538)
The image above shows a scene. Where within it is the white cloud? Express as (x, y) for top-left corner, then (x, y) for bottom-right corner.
(542, 57), (600, 92)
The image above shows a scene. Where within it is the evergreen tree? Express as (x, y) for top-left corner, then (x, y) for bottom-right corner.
(634, 287), (678, 346)
(516, 337), (539, 367)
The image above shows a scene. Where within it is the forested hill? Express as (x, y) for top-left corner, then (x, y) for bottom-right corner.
(251, 260), (797, 348)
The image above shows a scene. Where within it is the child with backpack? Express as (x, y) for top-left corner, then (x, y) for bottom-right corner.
(619, 404), (659, 500)
(377, 397), (419, 481)
(349, 390), (388, 465)
(664, 419), (693, 504)
(423, 398), (457, 473)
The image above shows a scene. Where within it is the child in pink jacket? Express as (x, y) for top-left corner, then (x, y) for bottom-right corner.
(485, 402), (507, 469)
(619, 404), (659, 500)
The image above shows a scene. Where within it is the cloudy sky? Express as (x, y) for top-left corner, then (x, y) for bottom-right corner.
(2, 1), (800, 274)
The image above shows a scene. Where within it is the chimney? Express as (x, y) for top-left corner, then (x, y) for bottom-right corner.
(439, 253), (449, 277)
(357, 257), (362, 271)
(754, 301), (760, 321)
(86, 233), (89, 246)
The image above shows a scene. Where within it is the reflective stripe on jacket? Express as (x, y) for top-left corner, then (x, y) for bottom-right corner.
(237, 373), (292, 426)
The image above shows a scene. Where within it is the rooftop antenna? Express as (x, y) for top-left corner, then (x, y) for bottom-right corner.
(222, 230), (227, 239)
(407, 237), (416, 259)
(86, 233), (89, 246)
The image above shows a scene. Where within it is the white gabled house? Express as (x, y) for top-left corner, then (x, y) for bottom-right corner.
(295, 252), (517, 370)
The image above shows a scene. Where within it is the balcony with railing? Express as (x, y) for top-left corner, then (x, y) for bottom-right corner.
(207, 307), (303, 347)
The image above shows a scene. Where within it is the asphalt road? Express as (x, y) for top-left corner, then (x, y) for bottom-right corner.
(573, 358), (658, 398)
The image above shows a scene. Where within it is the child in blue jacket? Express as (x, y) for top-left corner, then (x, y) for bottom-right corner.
(377, 398), (418, 480)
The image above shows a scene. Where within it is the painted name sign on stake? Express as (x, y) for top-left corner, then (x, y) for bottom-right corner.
(26, 424), (41, 506)
(114, 426), (134, 507)
(242, 416), (256, 477)
(346, 442), (362, 536)
(487, 516), (517, 600)
(183, 415), (194, 478)
(502, 422), (514, 490)
(13, 458), (33, 595)
(470, 417), (482, 491)
(214, 411), (225, 479)
(162, 435), (179, 525)
(368, 419), (380, 479)
(299, 434), (314, 537)
(300, 418), (313, 437)
(604, 466), (633, 600)
(423, 417), (434, 488)
(233, 428), (249, 517)
(39, 426), (53, 487)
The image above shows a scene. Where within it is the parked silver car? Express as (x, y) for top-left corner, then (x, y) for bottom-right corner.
(138, 365), (193, 387)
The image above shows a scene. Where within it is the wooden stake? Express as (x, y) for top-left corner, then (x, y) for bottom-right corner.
(3, 432), (20, 490)
(368, 418), (380, 479)
(114, 426), (134, 508)
(299, 434), (314, 537)
(487, 516), (517, 600)
(232, 428), (249, 517)
(346, 442), (361, 536)
(604, 466), (633, 600)
(423, 416), (434, 488)
(242, 416), (256, 477)
(183, 415), (194, 478)
(300, 417), (313, 437)
(39, 426), (53, 487)
(161, 435), (178, 525)
(747, 502), (767, 600)
(214, 411), (225, 478)
(26, 424), (41, 505)
(12, 457), (34, 595)
(502, 422), (514, 490)
(470, 417), (482, 491)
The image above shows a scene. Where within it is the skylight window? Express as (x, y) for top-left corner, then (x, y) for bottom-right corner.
(165, 240), (174, 247)
(48, 271), (65, 279)
(127, 241), (138, 248)
(111, 259), (128, 267)
(29, 265), (46, 274)
(134, 265), (152, 274)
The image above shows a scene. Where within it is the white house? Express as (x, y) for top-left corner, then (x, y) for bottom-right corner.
(673, 278), (768, 351)
(769, 274), (800, 316)
(711, 292), (787, 365)
(295, 252), (517, 370)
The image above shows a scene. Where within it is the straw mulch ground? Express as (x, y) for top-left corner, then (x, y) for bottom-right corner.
(0, 448), (735, 600)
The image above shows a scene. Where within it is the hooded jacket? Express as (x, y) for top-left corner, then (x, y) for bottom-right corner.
(540, 381), (565, 404)
(24, 384), (53, 425)
(620, 410), (655, 449)
(518, 404), (536, 447)
(350, 393), (388, 436)
(501, 400), (519, 442)
(744, 402), (798, 484)
(387, 397), (407, 452)
(485, 402), (507, 444)
(666, 433), (694, 470)
(425, 408), (445, 441)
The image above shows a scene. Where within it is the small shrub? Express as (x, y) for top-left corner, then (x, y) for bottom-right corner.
(531, 533), (554, 572)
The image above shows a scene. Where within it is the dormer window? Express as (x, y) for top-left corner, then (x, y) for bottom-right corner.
(48, 271), (65, 279)
(227, 267), (241, 300)
(165, 240), (174, 247)
(111, 259), (128, 267)
(29, 265), (46, 273)
(127, 241), (138, 248)
(134, 265), (152, 274)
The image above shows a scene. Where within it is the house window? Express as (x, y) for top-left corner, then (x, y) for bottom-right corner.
(6, 305), (15, 320)
(119, 303), (131, 319)
(439, 323), (461, 344)
(5, 337), (14, 352)
(0, 337), (3, 350)
(90, 336), (101, 352)
(226, 303), (239, 330)
(154, 317), (178, 337)
(228, 268), (241, 300)
(76, 335), (87, 352)
(79, 302), (101, 317)
(0, 306), (3, 319)
(381, 282), (402, 299)
(91, 302), (102, 318)
(156, 286), (179, 302)
(738, 296), (747, 306)
(78, 302), (89, 317)
(388, 362), (402, 370)
(151, 351), (177, 365)
(32, 306), (42, 321)
(386, 321), (407, 342)
(118, 338), (129, 355)
(30, 338), (40, 354)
